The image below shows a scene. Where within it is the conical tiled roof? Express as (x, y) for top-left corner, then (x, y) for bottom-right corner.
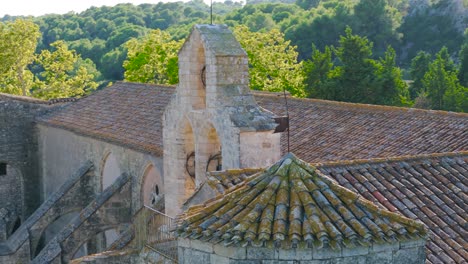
(176, 153), (427, 249)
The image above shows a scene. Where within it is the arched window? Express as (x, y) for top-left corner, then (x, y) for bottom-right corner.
(141, 164), (163, 209)
(102, 153), (121, 190)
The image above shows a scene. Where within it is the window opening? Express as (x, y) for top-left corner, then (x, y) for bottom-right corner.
(0, 163), (6, 176)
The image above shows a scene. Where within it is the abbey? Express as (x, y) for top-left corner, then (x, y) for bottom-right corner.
(0, 24), (466, 264)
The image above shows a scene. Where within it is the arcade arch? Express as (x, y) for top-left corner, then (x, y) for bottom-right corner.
(101, 153), (121, 190)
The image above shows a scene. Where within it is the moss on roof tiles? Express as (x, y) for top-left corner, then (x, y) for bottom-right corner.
(176, 153), (427, 249)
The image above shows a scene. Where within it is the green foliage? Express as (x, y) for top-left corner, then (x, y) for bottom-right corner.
(233, 25), (305, 96)
(327, 27), (380, 103)
(304, 28), (408, 106)
(100, 46), (127, 81)
(458, 44), (468, 87)
(1, 0), (466, 111)
(303, 45), (332, 98)
(283, 1), (354, 60)
(296, 0), (320, 10)
(353, 0), (401, 57)
(399, 0), (465, 64)
(123, 29), (182, 85)
(0, 19), (40, 96)
(422, 47), (467, 112)
(409, 51), (431, 99)
(375, 46), (408, 106)
(32, 41), (98, 99)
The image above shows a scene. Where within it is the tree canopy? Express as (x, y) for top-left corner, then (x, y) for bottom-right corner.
(0, 0), (466, 111)
(124, 29), (182, 85)
(233, 25), (304, 96)
(0, 19), (99, 99)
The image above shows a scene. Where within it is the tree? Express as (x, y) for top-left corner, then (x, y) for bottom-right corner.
(409, 51), (431, 99)
(422, 50), (465, 111)
(0, 19), (40, 96)
(296, 0), (320, 10)
(309, 28), (407, 105)
(353, 0), (401, 57)
(458, 44), (468, 87)
(233, 25), (304, 96)
(32, 41), (99, 99)
(123, 29), (182, 85)
(329, 27), (379, 103)
(284, 1), (354, 60)
(101, 47), (127, 81)
(375, 46), (408, 106)
(303, 45), (332, 98)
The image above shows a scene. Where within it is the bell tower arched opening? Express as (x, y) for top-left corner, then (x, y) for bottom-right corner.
(195, 124), (222, 184)
(182, 120), (196, 198)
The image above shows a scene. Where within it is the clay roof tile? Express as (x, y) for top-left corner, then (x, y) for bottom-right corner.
(176, 153), (427, 249)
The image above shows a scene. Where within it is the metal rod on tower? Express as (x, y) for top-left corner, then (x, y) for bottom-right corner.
(283, 87), (290, 153)
(210, 0), (213, 25)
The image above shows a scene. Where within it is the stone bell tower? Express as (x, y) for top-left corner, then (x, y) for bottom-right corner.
(163, 24), (281, 216)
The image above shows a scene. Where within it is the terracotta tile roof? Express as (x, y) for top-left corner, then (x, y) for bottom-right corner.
(315, 152), (468, 264)
(37, 82), (467, 159)
(36, 82), (175, 155)
(255, 93), (468, 163)
(0, 92), (76, 105)
(207, 168), (262, 194)
(176, 153), (427, 249)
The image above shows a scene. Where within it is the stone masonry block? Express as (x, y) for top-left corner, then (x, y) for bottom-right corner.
(334, 256), (367, 264)
(214, 244), (246, 259)
(399, 238), (426, 249)
(178, 238), (191, 248)
(276, 248), (312, 260)
(341, 245), (369, 257)
(371, 242), (400, 253)
(366, 250), (393, 264)
(247, 247), (276, 260)
(211, 253), (230, 264)
(312, 247), (342, 260)
(191, 249), (211, 264)
(191, 240), (214, 253)
(393, 246), (425, 264)
(230, 260), (262, 264)
(262, 260), (297, 264)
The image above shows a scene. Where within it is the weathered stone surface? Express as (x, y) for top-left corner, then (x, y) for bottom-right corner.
(164, 24), (280, 217)
(0, 94), (54, 225)
(190, 249), (211, 264)
(246, 247), (276, 260)
(393, 246), (426, 264)
(213, 244), (246, 259)
(190, 240), (214, 253)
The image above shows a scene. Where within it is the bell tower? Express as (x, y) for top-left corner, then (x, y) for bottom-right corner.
(163, 25), (281, 216)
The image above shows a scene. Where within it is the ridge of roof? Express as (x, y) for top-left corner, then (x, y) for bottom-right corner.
(176, 153), (427, 250)
(0, 92), (76, 105)
(313, 151), (468, 169)
(253, 91), (468, 118)
(112, 81), (176, 89)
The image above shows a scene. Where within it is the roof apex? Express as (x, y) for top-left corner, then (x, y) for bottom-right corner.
(176, 153), (427, 249)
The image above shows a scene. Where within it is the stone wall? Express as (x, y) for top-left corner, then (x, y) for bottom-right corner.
(0, 238), (31, 264)
(0, 94), (52, 230)
(177, 238), (426, 264)
(38, 125), (163, 213)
